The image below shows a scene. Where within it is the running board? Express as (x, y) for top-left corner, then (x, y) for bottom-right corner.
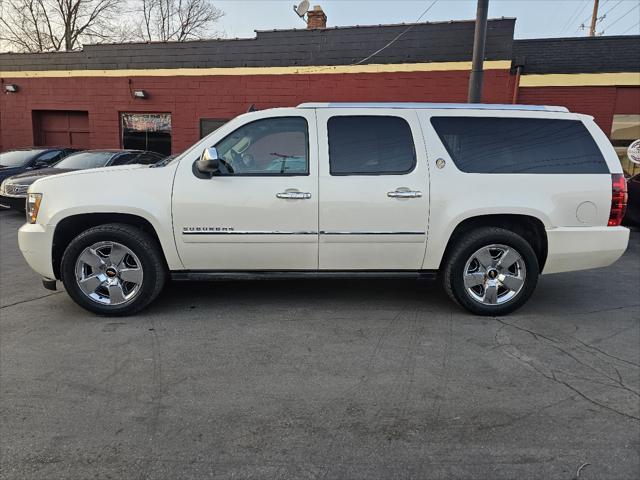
(171, 270), (438, 282)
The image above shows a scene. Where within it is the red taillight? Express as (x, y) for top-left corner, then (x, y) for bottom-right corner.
(608, 174), (628, 227)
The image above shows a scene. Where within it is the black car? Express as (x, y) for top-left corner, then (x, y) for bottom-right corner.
(0, 147), (79, 184)
(623, 173), (640, 227)
(0, 149), (164, 209)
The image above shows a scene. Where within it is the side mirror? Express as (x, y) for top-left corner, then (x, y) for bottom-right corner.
(195, 147), (220, 177)
(34, 161), (48, 169)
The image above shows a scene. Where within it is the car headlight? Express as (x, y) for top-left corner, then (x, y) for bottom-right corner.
(0, 180), (6, 195)
(26, 193), (42, 224)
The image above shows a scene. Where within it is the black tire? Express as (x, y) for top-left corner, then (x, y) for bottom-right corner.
(442, 227), (539, 316)
(61, 223), (167, 316)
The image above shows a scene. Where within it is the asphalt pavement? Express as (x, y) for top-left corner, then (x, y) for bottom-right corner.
(1, 208), (639, 479)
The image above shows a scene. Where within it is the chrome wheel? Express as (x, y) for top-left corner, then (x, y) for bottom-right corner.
(463, 244), (526, 306)
(74, 241), (143, 306)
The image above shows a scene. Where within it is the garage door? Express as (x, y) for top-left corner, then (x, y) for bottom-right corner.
(33, 111), (90, 148)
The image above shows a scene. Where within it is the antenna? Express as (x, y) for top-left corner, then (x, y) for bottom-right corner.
(294, 0), (310, 19)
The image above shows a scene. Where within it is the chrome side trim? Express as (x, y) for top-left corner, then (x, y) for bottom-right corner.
(183, 229), (317, 235)
(319, 231), (426, 235)
(182, 229), (426, 236)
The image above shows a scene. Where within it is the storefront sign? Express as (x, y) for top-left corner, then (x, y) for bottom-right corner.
(122, 113), (172, 133)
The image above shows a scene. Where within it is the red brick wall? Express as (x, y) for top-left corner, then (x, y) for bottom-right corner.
(0, 69), (512, 154)
(517, 86), (620, 135)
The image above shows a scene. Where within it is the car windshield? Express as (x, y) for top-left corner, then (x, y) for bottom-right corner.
(55, 152), (114, 169)
(0, 149), (45, 167)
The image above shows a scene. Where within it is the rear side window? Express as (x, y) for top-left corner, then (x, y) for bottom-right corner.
(328, 116), (416, 175)
(430, 117), (608, 174)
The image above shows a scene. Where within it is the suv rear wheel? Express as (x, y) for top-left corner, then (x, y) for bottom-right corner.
(442, 227), (539, 316)
(61, 223), (166, 316)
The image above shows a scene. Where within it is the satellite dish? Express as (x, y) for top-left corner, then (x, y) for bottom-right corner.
(294, 0), (310, 18)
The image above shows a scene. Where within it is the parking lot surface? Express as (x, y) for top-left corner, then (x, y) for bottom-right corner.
(1, 208), (639, 479)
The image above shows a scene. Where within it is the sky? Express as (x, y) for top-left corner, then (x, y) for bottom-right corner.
(214, 0), (640, 40)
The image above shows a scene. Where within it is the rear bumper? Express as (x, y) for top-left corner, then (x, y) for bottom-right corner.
(18, 222), (56, 279)
(543, 226), (630, 274)
(0, 195), (25, 210)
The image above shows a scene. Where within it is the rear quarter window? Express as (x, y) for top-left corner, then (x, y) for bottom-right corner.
(430, 117), (609, 174)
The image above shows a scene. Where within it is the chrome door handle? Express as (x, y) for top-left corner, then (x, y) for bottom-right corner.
(276, 191), (312, 200)
(387, 190), (422, 198)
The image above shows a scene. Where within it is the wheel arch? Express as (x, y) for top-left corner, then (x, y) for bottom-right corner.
(51, 213), (168, 279)
(439, 214), (548, 273)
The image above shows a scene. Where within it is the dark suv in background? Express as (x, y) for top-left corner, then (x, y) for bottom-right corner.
(0, 148), (79, 183)
(0, 149), (164, 210)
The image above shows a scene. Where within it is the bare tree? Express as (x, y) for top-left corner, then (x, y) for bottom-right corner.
(0, 0), (124, 52)
(135, 0), (223, 42)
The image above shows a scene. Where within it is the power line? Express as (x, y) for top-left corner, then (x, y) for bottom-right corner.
(620, 21), (640, 35)
(600, 3), (640, 34)
(353, 0), (439, 66)
(575, 0), (626, 34)
(600, 0), (625, 21)
(561, 0), (589, 34)
(573, 0), (599, 33)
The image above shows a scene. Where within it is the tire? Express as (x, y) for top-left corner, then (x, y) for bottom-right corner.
(61, 223), (167, 316)
(442, 227), (539, 316)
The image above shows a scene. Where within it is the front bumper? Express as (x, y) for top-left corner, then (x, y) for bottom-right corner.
(0, 195), (26, 210)
(543, 226), (630, 274)
(18, 222), (56, 279)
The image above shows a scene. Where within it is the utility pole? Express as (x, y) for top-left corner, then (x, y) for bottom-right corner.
(468, 0), (489, 103)
(589, 0), (600, 37)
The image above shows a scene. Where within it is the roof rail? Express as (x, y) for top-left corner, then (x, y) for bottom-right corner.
(296, 102), (570, 113)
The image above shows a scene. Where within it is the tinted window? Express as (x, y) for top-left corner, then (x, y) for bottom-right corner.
(36, 150), (64, 164)
(0, 149), (45, 167)
(214, 117), (308, 175)
(55, 152), (114, 169)
(328, 116), (416, 175)
(110, 153), (139, 166)
(134, 152), (164, 164)
(430, 117), (608, 174)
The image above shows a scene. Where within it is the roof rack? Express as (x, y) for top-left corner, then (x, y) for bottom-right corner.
(296, 102), (570, 113)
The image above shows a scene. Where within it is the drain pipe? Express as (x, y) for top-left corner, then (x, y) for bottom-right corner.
(512, 65), (522, 104)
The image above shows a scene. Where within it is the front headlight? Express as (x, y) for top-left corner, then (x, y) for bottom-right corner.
(26, 193), (42, 224)
(0, 180), (6, 195)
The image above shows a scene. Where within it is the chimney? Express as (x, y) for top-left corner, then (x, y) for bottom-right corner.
(306, 5), (327, 29)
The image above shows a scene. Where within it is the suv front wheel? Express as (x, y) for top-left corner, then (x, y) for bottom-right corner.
(442, 227), (539, 316)
(61, 223), (167, 316)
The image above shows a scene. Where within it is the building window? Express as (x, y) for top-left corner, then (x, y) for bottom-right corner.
(200, 119), (228, 139)
(121, 113), (172, 155)
(611, 114), (640, 177)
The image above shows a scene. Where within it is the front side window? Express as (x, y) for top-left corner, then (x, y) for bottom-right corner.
(430, 117), (609, 174)
(213, 117), (308, 175)
(328, 116), (416, 175)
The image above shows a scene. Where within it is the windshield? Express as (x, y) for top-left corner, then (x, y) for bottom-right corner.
(55, 152), (114, 170)
(0, 149), (45, 167)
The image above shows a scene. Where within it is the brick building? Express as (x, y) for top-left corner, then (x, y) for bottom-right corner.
(1, 14), (639, 173)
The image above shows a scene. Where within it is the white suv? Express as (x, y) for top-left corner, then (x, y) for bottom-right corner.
(18, 103), (630, 316)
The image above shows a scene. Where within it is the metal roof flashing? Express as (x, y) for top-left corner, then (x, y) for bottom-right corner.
(296, 102), (570, 113)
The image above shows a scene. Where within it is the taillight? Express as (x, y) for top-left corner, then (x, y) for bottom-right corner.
(608, 174), (628, 227)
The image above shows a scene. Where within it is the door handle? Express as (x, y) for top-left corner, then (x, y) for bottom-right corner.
(276, 191), (312, 200)
(387, 190), (422, 198)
